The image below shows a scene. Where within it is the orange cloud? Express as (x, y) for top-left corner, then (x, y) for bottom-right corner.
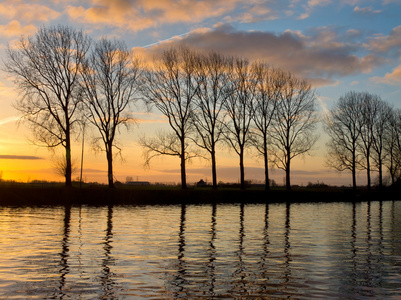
(0, 20), (36, 37)
(368, 25), (401, 55)
(139, 24), (384, 87)
(371, 63), (401, 85)
(0, 0), (60, 23)
(66, 0), (275, 31)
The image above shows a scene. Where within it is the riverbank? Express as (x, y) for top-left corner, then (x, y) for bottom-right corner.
(0, 184), (400, 206)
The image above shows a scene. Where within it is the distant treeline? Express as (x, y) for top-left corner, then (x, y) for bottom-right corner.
(325, 91), (401, 190)
(3, 25), (400, 191)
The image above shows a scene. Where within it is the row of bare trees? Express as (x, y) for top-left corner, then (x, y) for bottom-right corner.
(3, 26), (140, 188)
(140, 47), (318, 190)
(3, 25), (318, 190)
(325, 91), (401, 190)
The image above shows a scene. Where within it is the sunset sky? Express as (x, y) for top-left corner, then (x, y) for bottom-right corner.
(0, 0), (401, 186)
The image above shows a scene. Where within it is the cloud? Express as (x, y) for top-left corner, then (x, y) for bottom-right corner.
(0, 155), (43, 160)
(141, 24), (383, 86)
(368, 25), (401, 55)
(298, 0), (332, 20)
(353, 6), (381, 15)
(371, 62), (401, 85)
(66, 0), (278, 31)
(0, 20), (36, 38)
(0, 1), (60, 23)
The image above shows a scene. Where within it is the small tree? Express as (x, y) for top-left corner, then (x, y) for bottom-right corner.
(270, 72), (318, 191)
(80, 38), (140, 188)
(3, 25), (91, 187)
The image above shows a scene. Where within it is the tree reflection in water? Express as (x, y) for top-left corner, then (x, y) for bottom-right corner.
(2, 202), (401, 299)
(207, 203), (217, 296)
(58, 205), (71, 298)
(100, 205), (116, 298)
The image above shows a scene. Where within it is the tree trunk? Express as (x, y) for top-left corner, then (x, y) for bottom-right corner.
(107, 144), (114, 188)
(366, 155), (371, 190)
(378, 158), (383, 189)
(180, 138), (187, 190)
(211, 149), (217, 189)
(352, 167), (357, 191)
(264, 140), (270, 191)
(285, 151), (291, 191)
(65, 130), (72, 188)
(239, 148), (245, 190)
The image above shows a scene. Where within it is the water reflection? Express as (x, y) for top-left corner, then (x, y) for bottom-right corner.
(100, 205), (115, 298)
(58, 205), (71, 298)
(1, 202), (401, 299)
(207, 203), (217, 296)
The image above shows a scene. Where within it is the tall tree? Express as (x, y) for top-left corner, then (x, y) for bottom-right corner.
(190, 52), (233, 189)
(3, 25), (91, 187)
(371, 99), (392, 189)
(223, 58), (256, 190)
(325, 91), (363, 190)
(385, 109), (401, 184)
(140, 47), (199, 189)
(250, 63), (283, 191)
(80, 38), (140, 188)
(270, 72), (318, 191)
(356, 92), (379, 190)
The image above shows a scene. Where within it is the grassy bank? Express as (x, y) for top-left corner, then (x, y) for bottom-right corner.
(0, 184), (400, 206)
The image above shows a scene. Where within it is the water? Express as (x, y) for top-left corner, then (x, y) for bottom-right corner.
(0, 201), (400, 299)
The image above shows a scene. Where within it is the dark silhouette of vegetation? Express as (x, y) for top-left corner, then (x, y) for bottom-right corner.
(386, 109), (401, 184)
(139, 47), (200, 189)
(325, 91), (401, 189)
(3, 25), (91, 187)
(250, 63), (281, 190)
(223, 57), (256, 190)
(7, 25), (401, 191)
(190, 52), (232, 189)
(80, 38), (141, 188)
(269, 72), (318, 191)
(325, 91), (363, 190)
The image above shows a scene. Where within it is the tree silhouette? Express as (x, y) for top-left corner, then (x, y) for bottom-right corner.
(140, 47), (199, 189)
(270, 72), (318, 191)
(325, 91), (363, 190)
(3, 25), (91, 187)
(80, 38), (140, 188)
(250, 63), (283, 191)
(190, 52), (233, 189)
(223, 58), (256, 190)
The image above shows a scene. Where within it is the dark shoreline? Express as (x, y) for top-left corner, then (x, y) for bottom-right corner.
(0, 185), (400, 206)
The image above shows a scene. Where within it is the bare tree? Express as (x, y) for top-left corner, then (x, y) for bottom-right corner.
(371, 99), (392, 188)
(80, 38), (140, 188)
(385, 109), (401, 184)
(190, 52), (233, 189)
(3, 25), (91, 187)
(140, 47), (199, 189)
(270, 72), (318, 191)
(223, 57), (256, 190)
(250, 63), (283, 191)
(324, 91), (363, 190)
(355, 92), (379, 190)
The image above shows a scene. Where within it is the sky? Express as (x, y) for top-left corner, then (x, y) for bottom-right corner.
(0, 0), (401, 186)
